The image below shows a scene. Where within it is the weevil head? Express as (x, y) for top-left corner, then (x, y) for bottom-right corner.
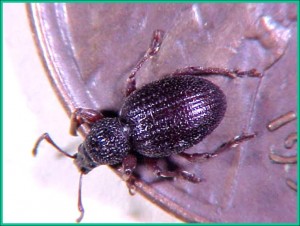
(74, 118), (131, 174)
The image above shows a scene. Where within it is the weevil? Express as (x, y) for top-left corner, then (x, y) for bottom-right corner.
(33, 30), (260, 222)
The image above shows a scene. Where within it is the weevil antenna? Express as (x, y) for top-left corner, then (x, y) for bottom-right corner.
(76, 173), (85, 223)
(32, 133), (76, 159)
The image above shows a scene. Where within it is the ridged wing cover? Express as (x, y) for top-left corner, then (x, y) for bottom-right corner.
(120, 76), (226, 158)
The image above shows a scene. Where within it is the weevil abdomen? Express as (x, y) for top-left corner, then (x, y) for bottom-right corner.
(120, 75), (227, 158)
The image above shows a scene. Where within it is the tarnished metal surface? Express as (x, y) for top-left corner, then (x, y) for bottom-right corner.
(27, 3), (297, 222)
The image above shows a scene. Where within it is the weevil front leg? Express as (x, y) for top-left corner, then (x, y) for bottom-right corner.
(179, 133), (256, 162)
(126, 30), (165, 97)
(171, 66), (262, 79)
(70, 108), (104, 136)
(121, 154), (137, 181)
(120, 154), (139, 195)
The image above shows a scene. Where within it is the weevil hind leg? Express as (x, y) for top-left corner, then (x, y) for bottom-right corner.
(179, 133), (256, 162)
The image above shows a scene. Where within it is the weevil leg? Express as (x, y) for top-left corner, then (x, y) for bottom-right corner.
(32, 132), (75, 158)
(171, 66), (262, 79)
(126, 177), (137, 196)
(179, 152), (217, 162)
(70, 108), (104, 136)
(179, 133), (256, 162)
(121, 154), (137, 181)
(121, 154), (138, 195)
(126, 30), (165, 97)
(146, 158), (202, 183)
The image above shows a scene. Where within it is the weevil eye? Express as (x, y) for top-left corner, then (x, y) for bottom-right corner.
(74, 144), (98, 174)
